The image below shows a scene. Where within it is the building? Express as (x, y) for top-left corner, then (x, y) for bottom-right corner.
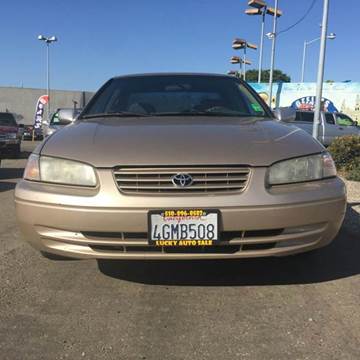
(0, 86), (94, 125)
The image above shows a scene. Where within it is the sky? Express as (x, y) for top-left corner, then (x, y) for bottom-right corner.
(1, 0), (358, 91)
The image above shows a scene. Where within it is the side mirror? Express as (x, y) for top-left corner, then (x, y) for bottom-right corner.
(57, 109), (76, 125)
(273, 107), (296, 122)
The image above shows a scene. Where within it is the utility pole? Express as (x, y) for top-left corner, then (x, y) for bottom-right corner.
(258, 9), (266, 82)
(268, 0), (279, 108)
(232, 38), (257, 81)
(301, 33), (335, 83)
(313, 0), (330, 139)
(38, 35), (58, 123)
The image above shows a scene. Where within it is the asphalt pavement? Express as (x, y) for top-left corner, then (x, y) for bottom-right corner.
(0, 141), (359, 360)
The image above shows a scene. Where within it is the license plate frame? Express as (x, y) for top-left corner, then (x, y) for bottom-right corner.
(148, 209), (220, 246)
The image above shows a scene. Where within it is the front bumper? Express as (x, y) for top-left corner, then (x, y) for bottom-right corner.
(15, 168), (347, 259)
(0, 138), (20, 148)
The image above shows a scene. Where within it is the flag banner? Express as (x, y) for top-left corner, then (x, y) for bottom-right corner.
(33, 95), (49, 129)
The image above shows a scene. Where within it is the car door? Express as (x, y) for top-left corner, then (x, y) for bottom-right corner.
(323, 113), (339, 146)
(294, 111), (328, 144)
(334, 113), (360, 137)
(294, 111), (315, 136)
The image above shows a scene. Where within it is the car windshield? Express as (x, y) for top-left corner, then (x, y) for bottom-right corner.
(81, 75), (268, 118)
(0, 113), (17, 126)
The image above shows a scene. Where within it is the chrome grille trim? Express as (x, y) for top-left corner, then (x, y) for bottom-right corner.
(113, 166), (251, 194)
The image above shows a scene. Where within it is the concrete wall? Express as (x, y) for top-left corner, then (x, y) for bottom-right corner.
(0, 87), (94, 125)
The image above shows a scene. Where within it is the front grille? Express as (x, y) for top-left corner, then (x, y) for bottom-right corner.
(84, 229), (281, 254)
(90, 244), (243, 254)
(113, 166), (251, 194)
(83, 229), (284, 242)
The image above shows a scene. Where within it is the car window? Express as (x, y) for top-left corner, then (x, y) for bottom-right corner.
(83, 75), (268, 118)
(295, 111), (314, 122)
(50, 112), (60, 125)
(325, 113), (335, 125)
(0, 112), (17, 126)
(335, 114), (354, 126)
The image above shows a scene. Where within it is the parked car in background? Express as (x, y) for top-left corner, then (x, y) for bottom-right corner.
(22, 125), (43, 141)
(16, 73), (346, 260)
(44, 108), (82, 137)
(275, 108), (360, 146)
(0, 112), (21, 157)
(294, 110), (360, 146)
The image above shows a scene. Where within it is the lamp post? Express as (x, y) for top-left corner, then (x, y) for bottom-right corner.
(232, 39), (257, 81)
(313, 0), (330, 139)
(227, 70), (241, 78)
(267, 0), (281, 108)
(230, 56), (252, 80)
(301, 32), (335, 82)
(38, 35), (58, 123)
(245, 0), (282, 83)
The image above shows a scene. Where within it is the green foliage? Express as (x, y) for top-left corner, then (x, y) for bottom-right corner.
(328, 135), (360, 181)
(347, 165), (360, 181)
(245, 69), (291, 83)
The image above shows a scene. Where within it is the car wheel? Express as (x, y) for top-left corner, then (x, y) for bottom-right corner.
(40, 251), (75, 260)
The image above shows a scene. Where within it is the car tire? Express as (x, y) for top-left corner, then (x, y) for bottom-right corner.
(40, 251), (74, 261)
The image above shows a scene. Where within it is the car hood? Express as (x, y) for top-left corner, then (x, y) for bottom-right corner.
(40, 117), (324, 167)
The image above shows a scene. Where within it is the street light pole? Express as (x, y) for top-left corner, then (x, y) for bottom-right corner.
(301, 33), (335, 83)
(313, 0), (330, 139)
(230, 56), (252, 80)
(243, 46), (247, 81)
(268, 0), (279, 108)
(38, 35), (57, 123)
(46, 42), (50, 119)
(301, 40), (307, 83)
(258, 9), (266, 83)
(232, 38), (257, 81)
(246, 1), (282, 85)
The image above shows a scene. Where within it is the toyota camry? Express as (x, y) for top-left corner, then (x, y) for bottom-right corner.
(15, 73), (346, 259)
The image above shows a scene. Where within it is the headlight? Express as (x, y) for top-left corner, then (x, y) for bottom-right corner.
(24, 154), (97, 187)
(268, 152), (337, 185)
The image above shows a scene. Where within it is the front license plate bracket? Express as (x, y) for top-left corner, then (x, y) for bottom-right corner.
(148, 209), (220, 246)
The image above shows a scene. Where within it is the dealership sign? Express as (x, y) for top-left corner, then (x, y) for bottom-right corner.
(33, 95), (49, 129)
(291, 96), (338, 112)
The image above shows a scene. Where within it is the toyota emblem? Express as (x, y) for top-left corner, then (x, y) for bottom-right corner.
(171, 173), (193, 187)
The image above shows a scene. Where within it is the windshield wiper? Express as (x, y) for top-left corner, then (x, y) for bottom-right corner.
(151, 111), (256, 117)
(80, 111), (152, 119)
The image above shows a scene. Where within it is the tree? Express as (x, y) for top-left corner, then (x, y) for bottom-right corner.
(245, 69), (291, 83)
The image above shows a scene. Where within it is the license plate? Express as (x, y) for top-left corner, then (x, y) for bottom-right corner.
(148, 209), (219, 246)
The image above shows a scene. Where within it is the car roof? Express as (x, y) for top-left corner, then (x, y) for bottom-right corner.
(296, 110), (334, 114)
(112, 72), (234, 80)
(0, 112), (15, 115)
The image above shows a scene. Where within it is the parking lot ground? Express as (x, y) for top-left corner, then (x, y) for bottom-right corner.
(0, 141), (359, 360)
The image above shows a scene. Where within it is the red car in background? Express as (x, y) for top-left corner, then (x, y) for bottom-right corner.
(0, 112), (21, 158)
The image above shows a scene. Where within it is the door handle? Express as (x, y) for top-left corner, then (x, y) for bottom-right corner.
(338, 127), (344, 130)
